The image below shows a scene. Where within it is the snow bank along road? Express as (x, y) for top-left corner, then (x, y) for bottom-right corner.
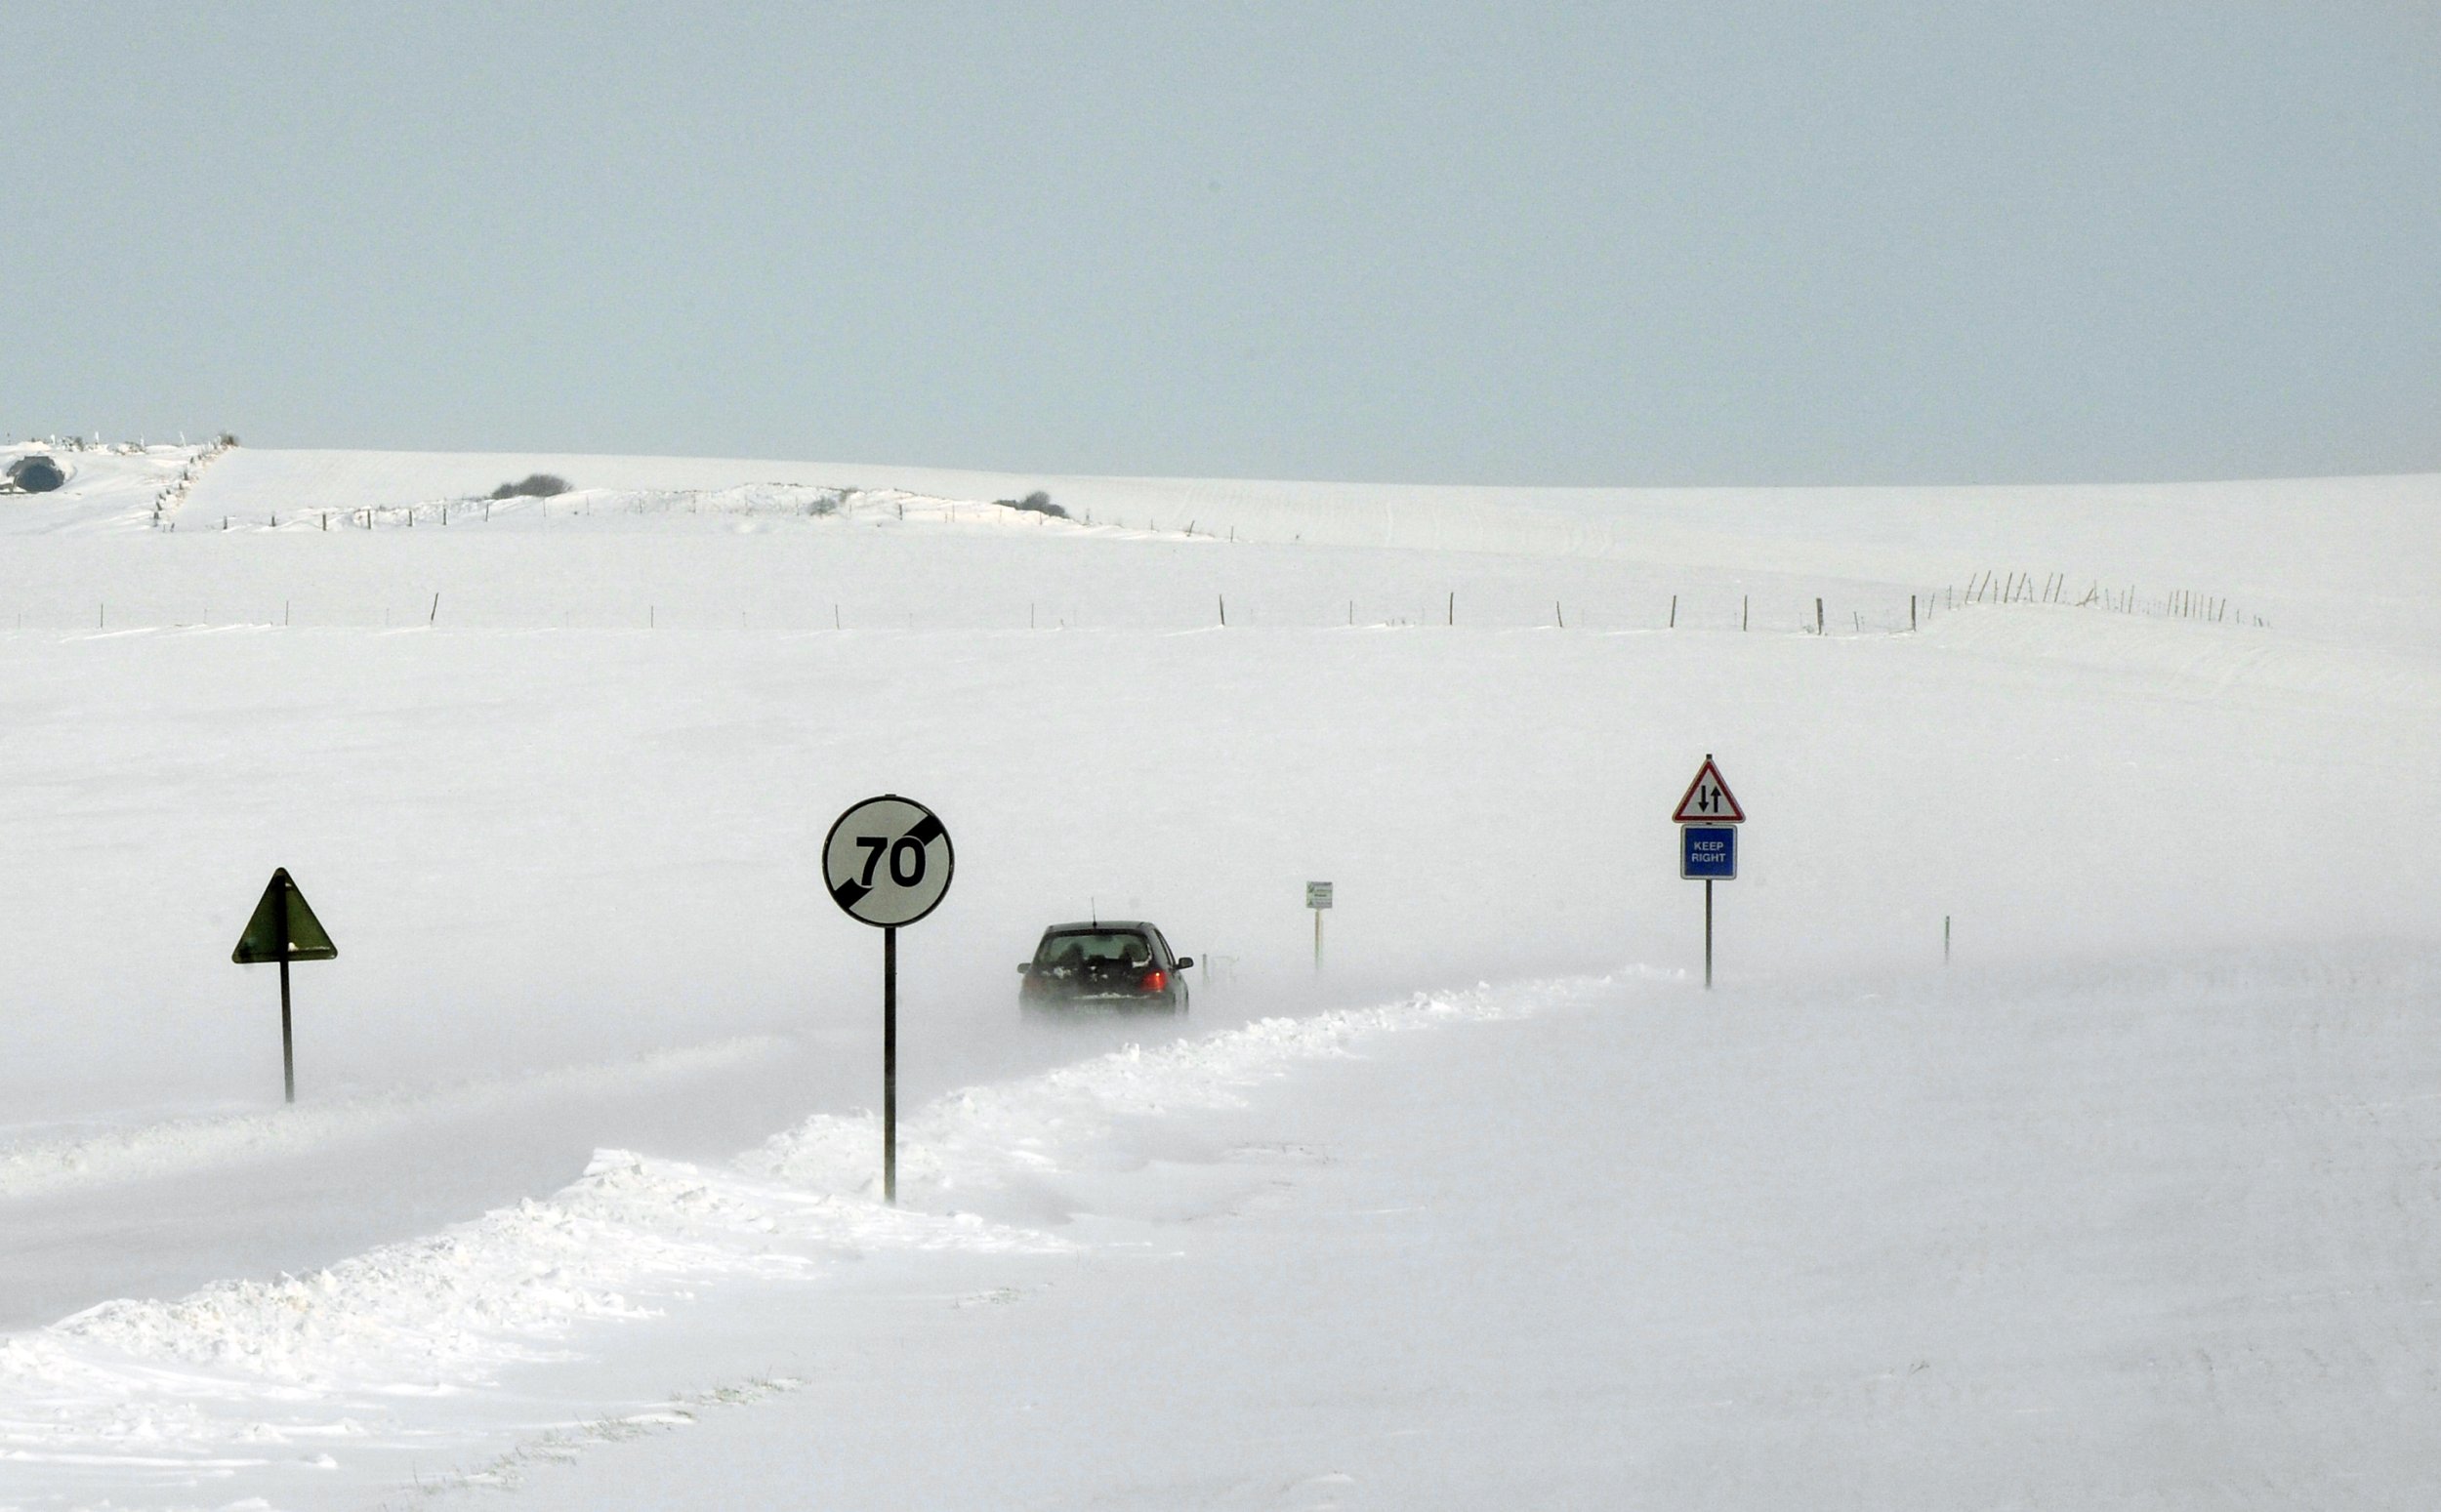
(0, 446), (2436, 1507)
(19, 959), (2441, 1510)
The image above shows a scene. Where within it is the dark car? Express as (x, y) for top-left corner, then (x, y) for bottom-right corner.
(1019, 920), (1193, 1014)
(3, 456), (65, 494)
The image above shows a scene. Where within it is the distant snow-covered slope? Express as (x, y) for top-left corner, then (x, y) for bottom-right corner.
(178, 447), (2441, 648)
(0, 441), (219, 535)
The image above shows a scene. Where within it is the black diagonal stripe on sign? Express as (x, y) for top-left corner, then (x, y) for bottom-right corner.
(832, 879), (874, 909)
(903, 812), (945, 848)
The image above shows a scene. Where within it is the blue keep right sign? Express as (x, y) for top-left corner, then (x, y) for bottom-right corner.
(1681, 823), (1737, 879)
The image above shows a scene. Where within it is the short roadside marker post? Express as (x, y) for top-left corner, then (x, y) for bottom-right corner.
(1306, 880), (1333, 970)
(824, 795), (955, 1206)
(230, 868), (338, 1103)
(1673, 756), (1745, 989)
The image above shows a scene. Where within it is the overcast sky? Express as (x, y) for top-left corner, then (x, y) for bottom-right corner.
(4, 2), (2435, 485)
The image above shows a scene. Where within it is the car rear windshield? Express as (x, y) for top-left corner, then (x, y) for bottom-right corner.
(1035, 929), (1152, 967)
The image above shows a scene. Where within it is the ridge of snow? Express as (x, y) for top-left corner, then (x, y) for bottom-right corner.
(0, 978), (1599, 1471)
(745, 980), (1590, 1198)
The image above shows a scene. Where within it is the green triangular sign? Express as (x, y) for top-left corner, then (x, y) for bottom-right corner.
(231, 868), (338, 963)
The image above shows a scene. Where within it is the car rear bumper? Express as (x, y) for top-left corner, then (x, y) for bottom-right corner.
(1021, 987), (1181, 1012)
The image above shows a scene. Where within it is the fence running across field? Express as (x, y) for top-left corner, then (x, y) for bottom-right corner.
(30, 481), (2268, 636)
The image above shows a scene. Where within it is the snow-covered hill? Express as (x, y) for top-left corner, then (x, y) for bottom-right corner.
(1, 447), (2436, 1509)
(164, 446), (2441, 645)
(17, 442), (2438, 640)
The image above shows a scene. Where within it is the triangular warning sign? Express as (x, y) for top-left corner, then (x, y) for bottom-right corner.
(231, 868), (338, 963)
(1672, 757), (1745, 824)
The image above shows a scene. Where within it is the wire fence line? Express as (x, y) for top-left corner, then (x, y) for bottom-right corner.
(46, 481), (2267, 634)
(5, 580), (2267, 636)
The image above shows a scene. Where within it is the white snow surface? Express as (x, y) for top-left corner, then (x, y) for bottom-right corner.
(3, 984), (1540, 1501)
(0, 444), (2437, 1508)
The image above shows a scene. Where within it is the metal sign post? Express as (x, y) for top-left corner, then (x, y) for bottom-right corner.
(824, 795), (955, 1206)
(280, 889), (292, 1104)
(1306, 880), (1333, 970)
(230, 868), (338, 1103)
(1672, 756), (1745, 990)
(893, 921), (903, 1205)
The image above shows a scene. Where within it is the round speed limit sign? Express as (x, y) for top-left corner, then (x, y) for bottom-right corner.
(823, 795), (955, 927)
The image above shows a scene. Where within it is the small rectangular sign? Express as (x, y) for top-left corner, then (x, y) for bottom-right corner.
(1306, 881), (1334, 909)
(1680, 825), (1736, 880)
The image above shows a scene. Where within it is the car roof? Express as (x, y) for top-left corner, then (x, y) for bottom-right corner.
(1041, 920), (1154, 932)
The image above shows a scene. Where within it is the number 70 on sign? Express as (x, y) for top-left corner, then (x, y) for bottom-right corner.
(853, 835), (930, 889)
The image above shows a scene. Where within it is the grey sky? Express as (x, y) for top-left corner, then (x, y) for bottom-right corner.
(4, 2), (2436, 485)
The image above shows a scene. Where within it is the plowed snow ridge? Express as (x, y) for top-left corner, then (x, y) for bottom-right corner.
(0, 979), (1594, 1469)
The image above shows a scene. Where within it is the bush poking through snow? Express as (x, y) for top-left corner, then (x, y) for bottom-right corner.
(488, 472), (570, 501)
(1000, 490), (1066, 518)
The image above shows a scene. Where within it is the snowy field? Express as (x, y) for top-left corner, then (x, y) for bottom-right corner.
(2, 442), (2439, 1508)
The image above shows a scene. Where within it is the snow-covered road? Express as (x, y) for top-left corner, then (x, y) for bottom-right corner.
(17, 951), (2430, 1509)
(515, 953), (2441, 1511)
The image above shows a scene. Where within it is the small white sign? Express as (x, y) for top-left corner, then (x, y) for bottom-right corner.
(1306, 881), (1334, 910)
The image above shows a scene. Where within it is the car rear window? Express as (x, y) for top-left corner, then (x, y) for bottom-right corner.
(1035, 929), (1152, 966)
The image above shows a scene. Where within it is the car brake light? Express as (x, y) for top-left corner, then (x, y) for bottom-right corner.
(1138, 969), (1167, 992)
